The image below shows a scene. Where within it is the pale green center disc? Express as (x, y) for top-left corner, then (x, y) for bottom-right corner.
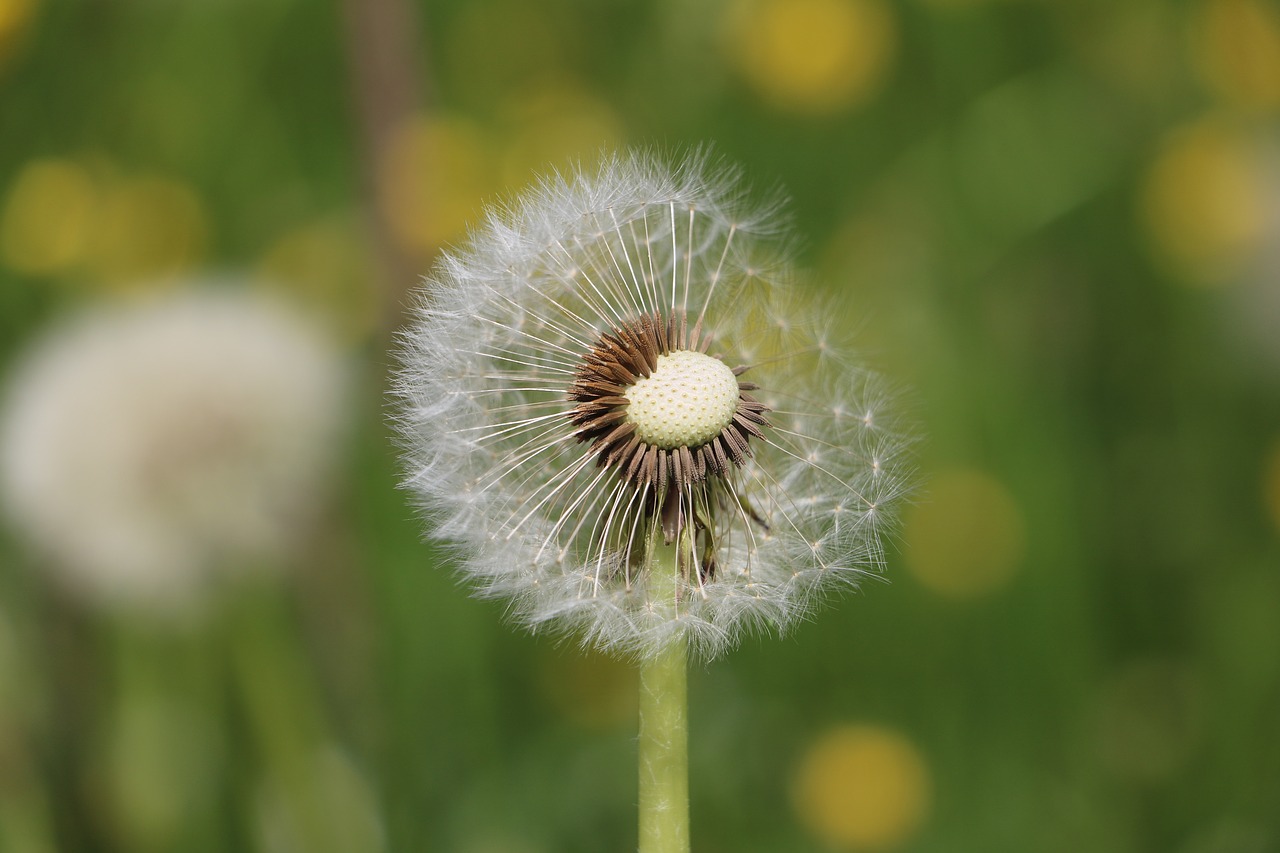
(624, 350), (740, 450)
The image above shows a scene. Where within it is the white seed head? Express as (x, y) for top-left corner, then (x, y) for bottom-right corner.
(0, 286), (349, 614)
(394, 150), (913, 661)
(624, 351), (740, 450)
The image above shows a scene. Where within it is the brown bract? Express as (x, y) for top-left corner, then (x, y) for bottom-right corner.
(566, 310), (771, 515)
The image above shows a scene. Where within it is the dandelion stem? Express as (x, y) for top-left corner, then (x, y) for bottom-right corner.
(638, 530), (690, 853)
(229, 584), (339, 853)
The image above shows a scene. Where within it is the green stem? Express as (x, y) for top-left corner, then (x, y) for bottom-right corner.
(638, 531), (690, 853)
(227, 585), (335, 853)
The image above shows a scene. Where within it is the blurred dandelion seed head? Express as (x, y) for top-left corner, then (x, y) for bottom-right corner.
(0, 286), (349, 613)
(395, 151), (912, 661)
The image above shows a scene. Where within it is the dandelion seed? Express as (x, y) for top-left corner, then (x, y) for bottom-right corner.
(395, 150), (911, 661)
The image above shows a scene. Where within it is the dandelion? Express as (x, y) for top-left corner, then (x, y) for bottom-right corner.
(397, 150), (909, 658)
(395, 151), (911, 851)
(0, 285), (348, 613)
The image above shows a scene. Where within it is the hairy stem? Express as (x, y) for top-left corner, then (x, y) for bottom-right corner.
(638, 530), (690, 853)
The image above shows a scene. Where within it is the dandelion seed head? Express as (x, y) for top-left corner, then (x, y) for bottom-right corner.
(395, 150), (911, 660)
(0, 286), (348, 613)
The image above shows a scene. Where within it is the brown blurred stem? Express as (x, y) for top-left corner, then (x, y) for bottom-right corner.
(338, 0), (427, 342)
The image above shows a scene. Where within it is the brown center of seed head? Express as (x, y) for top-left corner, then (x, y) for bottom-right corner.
(566, 311), (771, 496)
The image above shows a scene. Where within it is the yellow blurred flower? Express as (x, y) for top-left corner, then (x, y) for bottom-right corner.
(0, 0), (37, 64)
(903, 467), (1026, 599)
(0, 0), (33, 33)
(724, 0), (896, 115)
(2, 159), (209, 289)
(1139, 117), (1267, 286)
(791, 724), (930, 850)
(259, 217), (380, 344)
(1, 158), (96, 276)
(378, 114), (494, 258)
(496, 83), (624, 189)
(87, 175), (208, 287)
(1191, 0), (1280, 113)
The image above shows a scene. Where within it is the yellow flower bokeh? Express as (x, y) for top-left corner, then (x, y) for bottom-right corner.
(258, 217), (381, 345)
(377, 87), (622, 263)
(1191, 0), (1280, 113)
(378, 114), (495, 259)
(1, 158), (96, 276)
(495, 83), (624, 189)
(1139, 117), (1267, 286)
(1, 159), (208, 288)
(87, 175), (208, 288)
(724, 0), (896, 115)
(791, 723), (931, 850)
(903, 467), (1026, 600)
(0, 0), (36, 65)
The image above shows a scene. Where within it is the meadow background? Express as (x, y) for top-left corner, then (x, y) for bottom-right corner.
(1, 0), (1279, 851)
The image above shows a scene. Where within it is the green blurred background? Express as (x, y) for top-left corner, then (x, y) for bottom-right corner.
(2, 0), (1279, 851)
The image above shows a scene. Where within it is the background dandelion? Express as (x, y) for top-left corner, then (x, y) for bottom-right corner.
(0, 286), (348, 613)
(1, 1), (1278, 851)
